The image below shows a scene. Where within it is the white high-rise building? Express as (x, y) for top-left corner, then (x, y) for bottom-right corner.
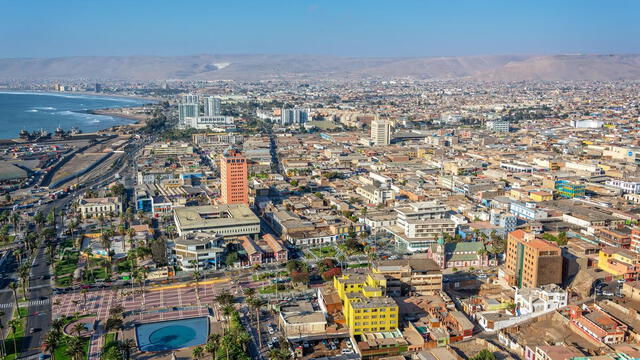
(371, 119), (391, 146)
(178, 94), (199, 128)
(280, 108), (309, 126)
(204, 96), (221, 116)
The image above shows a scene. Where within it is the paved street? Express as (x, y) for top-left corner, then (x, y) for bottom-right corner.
(21, 245), (54, 356)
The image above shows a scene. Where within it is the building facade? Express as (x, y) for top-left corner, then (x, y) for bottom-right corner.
(371, 119), (391, 146)
(502, 230), (562, 288)
(220, 149), (249, 205)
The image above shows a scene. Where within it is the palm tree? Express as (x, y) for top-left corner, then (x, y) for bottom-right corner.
(9, 318), (21, 357)
(193, 271), (202, 303)
(18, 265), (29, 299)
(192, 346), (204, 360)
(243, 287), (256, 298)
(66, 335), (86, 360)
(14, 247), (23, 266)
(81, 288), (88, 308)
(120, 338), (136, 360)
(9, 282), (19, 315)
(10, 211), (20, 233)
(33, 211), (44, 231)
(51, 317), (66, 335)
(248, 297), (266, 348)
(43, 329), (60, 360)
(204, 338), (217, 360)
(125, 228), (135, 253)
(73, 322), (87, 337)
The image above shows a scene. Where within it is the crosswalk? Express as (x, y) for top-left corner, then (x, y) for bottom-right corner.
(0, 298), (50, 308)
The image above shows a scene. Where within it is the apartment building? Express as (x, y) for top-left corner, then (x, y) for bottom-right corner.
(598, 247), (640, 280)
(333, 273), (399, 336)
(502, 230), (562, 288)
(371, 119), (391, 146)
(372, 258), (442, 296)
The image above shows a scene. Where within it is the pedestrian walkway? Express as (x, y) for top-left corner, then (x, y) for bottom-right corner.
(0, 298), (49, 308)
(87, 324), (104, 360)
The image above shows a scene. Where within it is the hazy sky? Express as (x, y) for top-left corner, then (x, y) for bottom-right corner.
(1, 0), (639, 58)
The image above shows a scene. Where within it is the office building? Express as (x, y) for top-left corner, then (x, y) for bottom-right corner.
(170, 233), (225, 271)
(220, 149), (249, 205)
(204, 96), (221, 116)
(371, 119), (391, 146)
(172, 204), (260, 237)
(502, 230), (562, 288)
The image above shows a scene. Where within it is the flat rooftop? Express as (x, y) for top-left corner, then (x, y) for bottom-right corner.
(174, 204), (260, 231)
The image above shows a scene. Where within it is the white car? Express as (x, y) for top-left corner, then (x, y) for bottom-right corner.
(341, 349), (354, 354)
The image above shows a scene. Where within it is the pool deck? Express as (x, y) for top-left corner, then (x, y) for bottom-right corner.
(120, 310), (225, 360)
(54, 279), (234, 360)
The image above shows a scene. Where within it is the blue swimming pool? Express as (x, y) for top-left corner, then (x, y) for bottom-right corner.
(135, 317), (209, 351)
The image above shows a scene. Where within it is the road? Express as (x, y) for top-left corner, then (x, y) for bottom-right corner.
(21, 245), (52, 357)
(0, 251), (18, 336)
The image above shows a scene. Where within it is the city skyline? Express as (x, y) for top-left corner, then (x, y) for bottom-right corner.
(1, 0), (639, 58)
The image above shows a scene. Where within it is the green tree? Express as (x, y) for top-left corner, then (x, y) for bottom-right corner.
(9, 318), (21, 357)
(470, 349), (497, 360)
(67, 335), (86, 360)
(192, 346), (204, 359)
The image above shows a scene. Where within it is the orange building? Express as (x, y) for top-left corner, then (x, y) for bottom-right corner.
(503, 230), (563, 288)
(220, 149), (249, 205)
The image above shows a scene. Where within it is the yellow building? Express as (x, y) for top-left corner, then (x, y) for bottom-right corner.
(333, 274), (399, 335)
(598, 247), (639, 280)
(529, 191), (553, 202)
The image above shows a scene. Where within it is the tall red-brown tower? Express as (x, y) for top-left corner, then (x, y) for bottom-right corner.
(220, 149), (249, 205)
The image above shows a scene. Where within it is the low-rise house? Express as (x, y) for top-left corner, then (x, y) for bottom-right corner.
(514, 284), (568, 315)
(569, 304), (627, 345)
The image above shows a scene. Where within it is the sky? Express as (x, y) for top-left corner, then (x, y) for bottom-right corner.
(1, 0), (639, 58)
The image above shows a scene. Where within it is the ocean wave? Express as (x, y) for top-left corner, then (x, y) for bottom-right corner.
(34, 106), (56, 110)
(0, 91), (150, 104)
(25, 109), (38, 113)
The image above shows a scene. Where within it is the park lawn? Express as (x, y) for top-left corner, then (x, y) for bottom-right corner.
(348, 263), (369, 269)
(259, 284), (286, 294)
(55, 251), (80, 278)
(4, 306), (27, 360)
(55, 276), (72, 287)
(310, 246), (337, 258)
(53, 335), (90, 360)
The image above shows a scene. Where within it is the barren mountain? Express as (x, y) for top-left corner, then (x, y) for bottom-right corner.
(0, 54), (639, 81)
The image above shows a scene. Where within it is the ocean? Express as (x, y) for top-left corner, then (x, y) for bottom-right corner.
(0, 91), (151, 139)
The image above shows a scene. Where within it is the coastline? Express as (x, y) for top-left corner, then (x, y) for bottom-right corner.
(0, 89), (160, 103)
(0, 91), (159, 142)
